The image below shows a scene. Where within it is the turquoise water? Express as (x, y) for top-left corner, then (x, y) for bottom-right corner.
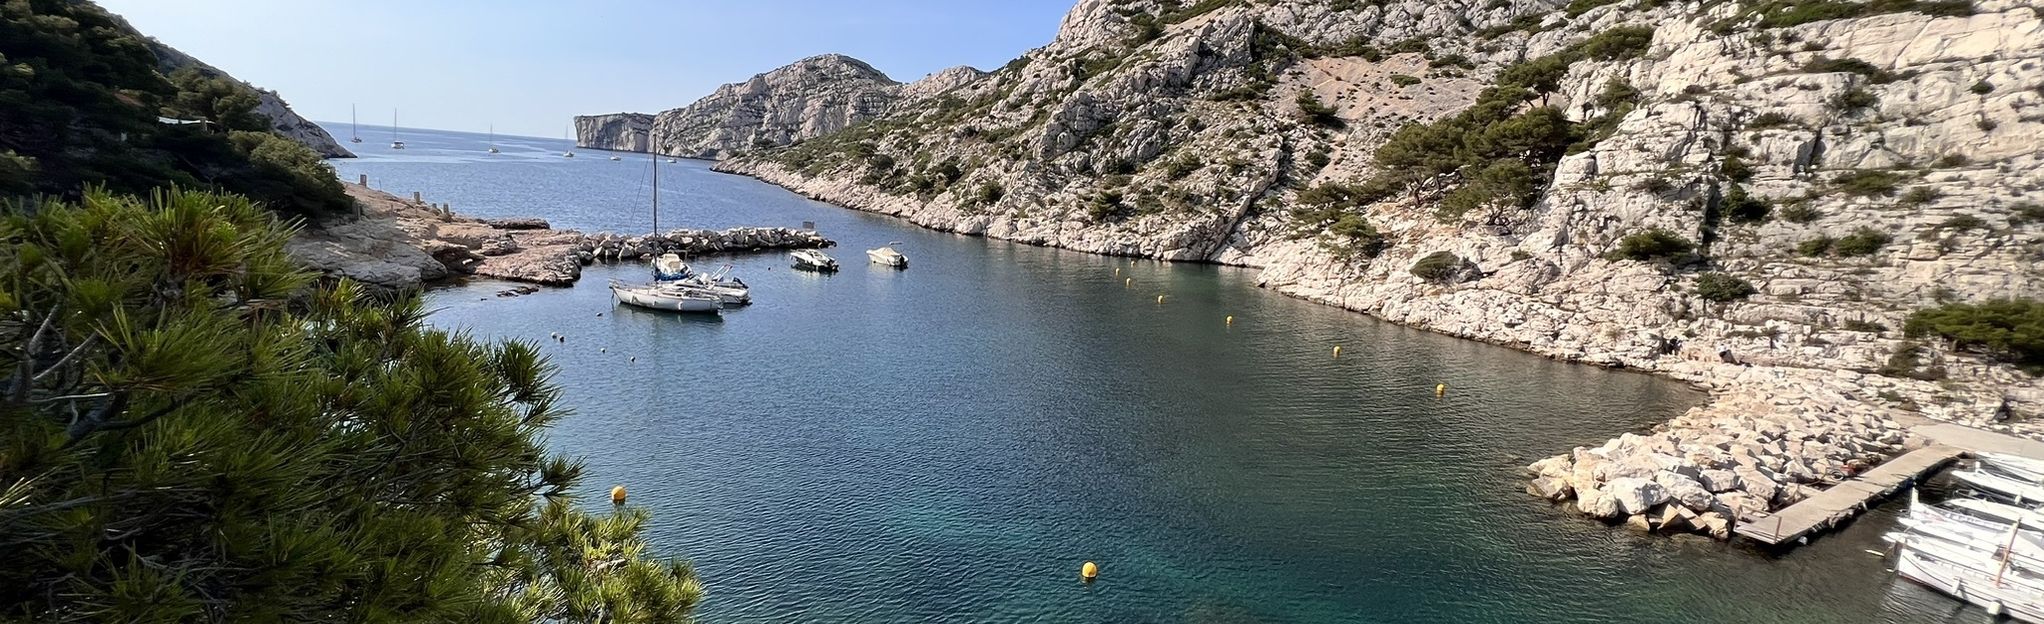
(329, 126), (1977, 623)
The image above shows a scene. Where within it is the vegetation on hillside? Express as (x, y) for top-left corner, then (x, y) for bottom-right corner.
(1904, 299), (2044, 374)
(0, 188), (701, 621)
(0, 0), (349, 215)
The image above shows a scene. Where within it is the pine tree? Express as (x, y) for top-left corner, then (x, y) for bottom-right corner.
(0, 188), (701, 622)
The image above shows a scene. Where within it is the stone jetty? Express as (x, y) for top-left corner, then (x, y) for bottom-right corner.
(289, 184), (831, 289)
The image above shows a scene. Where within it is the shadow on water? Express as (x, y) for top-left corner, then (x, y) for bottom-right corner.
(350, 125), (1978, 624)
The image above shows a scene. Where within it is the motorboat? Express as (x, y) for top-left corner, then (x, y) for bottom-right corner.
(666, 158), (678, 163)
(678, 264), (750, 305)
(1981, 453), (2044, 483)
(1955, 469), (2044, 504)
(867, 243), (907, 268)
(1947, 497), (2044, 526)
(390, 140), (406, 150)
(610, 155), (622, 161)
(610, 280), (720, 314)
(652, 253), (691, 281)
(791, 249), (839, 272)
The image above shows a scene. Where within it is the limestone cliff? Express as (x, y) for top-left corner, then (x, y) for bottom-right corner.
(135, 24), (354, 158)
(709, 0), (2044, 533)
(575, 113), (654, 151)
(577, 55), (986, 159)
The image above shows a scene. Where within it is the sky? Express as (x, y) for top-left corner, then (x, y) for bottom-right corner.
(96, 1), (1075, 138)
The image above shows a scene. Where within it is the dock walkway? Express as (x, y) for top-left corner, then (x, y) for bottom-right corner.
(1734, 445), (1964, 545)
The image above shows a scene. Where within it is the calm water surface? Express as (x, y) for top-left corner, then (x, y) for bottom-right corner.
(329, 126), (1979, 623)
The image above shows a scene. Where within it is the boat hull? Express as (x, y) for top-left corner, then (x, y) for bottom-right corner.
(611, 285), (720, 313)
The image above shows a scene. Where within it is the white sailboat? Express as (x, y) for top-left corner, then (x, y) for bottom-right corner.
(562, 122), (575, 158)
(350, 104), (362, 143)
(487, 124), (499, 153)
(609, 280), (721, 313)
(389, 109), (404, 150)
(1895, 545), (2044, 622)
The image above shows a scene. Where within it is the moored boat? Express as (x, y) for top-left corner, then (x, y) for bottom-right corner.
(1956, 469), (2044, 504)
(653, 253), (691, 281)
(866, 243), (907, 268)
(679, 264), (749, 304)
(610, 280), (721, 313)
(1981, 452), (2044, 484)
(792, 249), (839, 272)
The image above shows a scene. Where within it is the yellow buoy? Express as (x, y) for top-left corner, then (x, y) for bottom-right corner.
(1226, 315), (1235, 326)
(1435, 383), (1447, 397)
(1156, 294), (1166, 304)
(1114, 267), (1121, 276)
(1124, 277), (1132, 288)
(609, 485), (627, 505)
(1333, 345), (1343, 359)
(1080, 561), (1098, 581)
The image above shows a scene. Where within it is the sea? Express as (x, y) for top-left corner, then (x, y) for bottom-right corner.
(325, 124), (1979, 623)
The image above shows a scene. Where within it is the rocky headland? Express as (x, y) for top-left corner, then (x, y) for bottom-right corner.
(289, 184), (831, 290)
(576, 55), (985, 159)
(680, 0), (2044, 539)
(133, 19), (354, 158)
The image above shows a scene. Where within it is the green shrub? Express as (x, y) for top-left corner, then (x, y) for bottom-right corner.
(1879, 340), (1947, 380)
(1803, 57), (1895, 82)
(1723, 186), (1772, 223)
(1566, 0), (1626, 15)
(1635, 176), (1676, 194)
(1833, 87), (1879, 111)
(1324, 212), (1389, 259)
(1937, 214), (1986, 230)
(1721, 154), (1755, 182)
(1389, 74), (1422, 87)
(1970, 80), (1994, 94)
(971, 182), (1005, 206)
(1832, 227), (1892, 256)
(1748, 112), (1799, 129)
(1835, 170), (1903, 197)
(1429, 54), (1476, 69)
(1842, 319), (1889, 333)
(1780, 204), (1822, 223)
(1567, 26), (1656, 61)
(1905, 299), (2044, 374)
(1608, 228), (1696, 261)
(1897, 187), (1942, 207)
(1410, 251), (1469, 282)
(1797, 235), (1836, 256)
(1937, 154), (1971, 167)
(1694, 272), (1758, 301)
(1297, 91), (1344, 128)
(2011, 202), (2044, 226)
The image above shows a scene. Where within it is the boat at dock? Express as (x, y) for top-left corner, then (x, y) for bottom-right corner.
(1894, 544), (2044, 622)
(1955, 468), (2044, 504)
(610, 280), (721, 314)
(791, 249), (839, 272)
(867, 243), (907, 268)
(1981, 453), (2044, 483)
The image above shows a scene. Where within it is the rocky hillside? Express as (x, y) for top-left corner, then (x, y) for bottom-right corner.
(577, 55), (984, 159)
(710, 0), (2044, 534)
(138, 23), (354, 158)
(575, 112), (653, 151)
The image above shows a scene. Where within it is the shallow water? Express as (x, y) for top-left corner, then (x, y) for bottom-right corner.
(331, 126), (1983, 623)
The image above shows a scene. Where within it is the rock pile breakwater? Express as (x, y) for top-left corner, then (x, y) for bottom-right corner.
(289, 184), (832, 289)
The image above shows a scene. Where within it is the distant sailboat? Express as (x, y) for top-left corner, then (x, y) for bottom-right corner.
(349, 105), (362, 143)
(487, 124), (499, 153)
(562, 122), (575, 158)
(389, 109), (405, 150)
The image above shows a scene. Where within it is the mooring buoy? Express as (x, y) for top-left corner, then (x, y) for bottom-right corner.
(610, 485), (627, 505)
(1333, 345), (1343, 359)
(1435, 383), (1447, 397)
(1080, 561), (1098, 582)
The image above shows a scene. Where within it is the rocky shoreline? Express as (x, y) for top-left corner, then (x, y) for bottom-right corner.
(288, 183), (831, 290)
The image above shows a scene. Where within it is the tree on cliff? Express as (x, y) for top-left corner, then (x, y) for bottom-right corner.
(0, 0), (350, 216)
(0, 188), (701, 621)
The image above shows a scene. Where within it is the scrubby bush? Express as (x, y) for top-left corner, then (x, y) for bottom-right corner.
(1780, 203), (1822, 223)
(1970, 80), (1995, 94)
(1608, 228), (1696, 261)
(1879, 340), (1947, 380)
(1897, 187), (1942, 207)
(1796, 235), (1836, 256)
(1832, 227), (1892, 256)
(1904, 299), (2044, 374)
(1297, 91), (1344, 128)
(1723, 186), (1772, 223)
(1835, 170), (1903, 197)
(1389, 74), (1422, 87)
(1748, 112), (1799, 129)
(1410, 251), (1470, 282)
(2011, 202), (2044, 226)
(1694, 272), (1758, 301)
(1832, 87), (1879, 111)
(1721, 154), (1755, 182)
(1803, 57), (1894, 82)
(1842, 319), (1889, 333)
(1937, 214), (1986, 230)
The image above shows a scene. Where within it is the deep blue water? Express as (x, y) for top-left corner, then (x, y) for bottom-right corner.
(327, 125), (1979, 623)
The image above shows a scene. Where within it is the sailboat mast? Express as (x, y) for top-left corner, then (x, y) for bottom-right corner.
(351, 104), (358, 139)
(651, 131), (660, 236)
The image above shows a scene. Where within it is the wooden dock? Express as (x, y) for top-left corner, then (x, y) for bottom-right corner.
(1734, 445), (1964, 545)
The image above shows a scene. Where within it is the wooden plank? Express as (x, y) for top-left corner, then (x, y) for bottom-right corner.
(1734, 445), (1964, 544)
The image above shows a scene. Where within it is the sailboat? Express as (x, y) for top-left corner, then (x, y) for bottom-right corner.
(487, 124), (499, 153)
(562, 122), (575, 158)
(611, 145), (726, 313)
(349, 105), (362, 143)
(389, 109), (404, 150)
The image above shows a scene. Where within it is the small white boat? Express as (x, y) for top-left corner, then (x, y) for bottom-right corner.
(791, 249), (839, 272)
(1956, 469), (2044, 504)
(563, 151), (575, 158)
(487, 125), (500, 153)
(390, 140), (405, 150)
(610, 280), (720, 313)
(652, 253), (691, 281)
(1895, 545), (2044, 622)
(867, 243), (907, 268)
(1981, 453), (2044, 484)
(679, 264), (750, 305)
(666, 158), (678, 163)
(609, 155), (622, 161)
(1948, 498), (2044, 527)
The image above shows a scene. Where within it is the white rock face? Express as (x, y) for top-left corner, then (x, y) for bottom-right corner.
(579, 55), (986, 159)
(697, 0), (2039, 538)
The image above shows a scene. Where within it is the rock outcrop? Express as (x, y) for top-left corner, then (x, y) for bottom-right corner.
(291, 185), (832, 290)
(700, 0), (2044, 538)
(574, 113), (654, 152)
(577, 55), (986, 159)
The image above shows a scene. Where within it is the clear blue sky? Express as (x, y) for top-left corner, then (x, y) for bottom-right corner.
(96, 1), (1074, 138)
